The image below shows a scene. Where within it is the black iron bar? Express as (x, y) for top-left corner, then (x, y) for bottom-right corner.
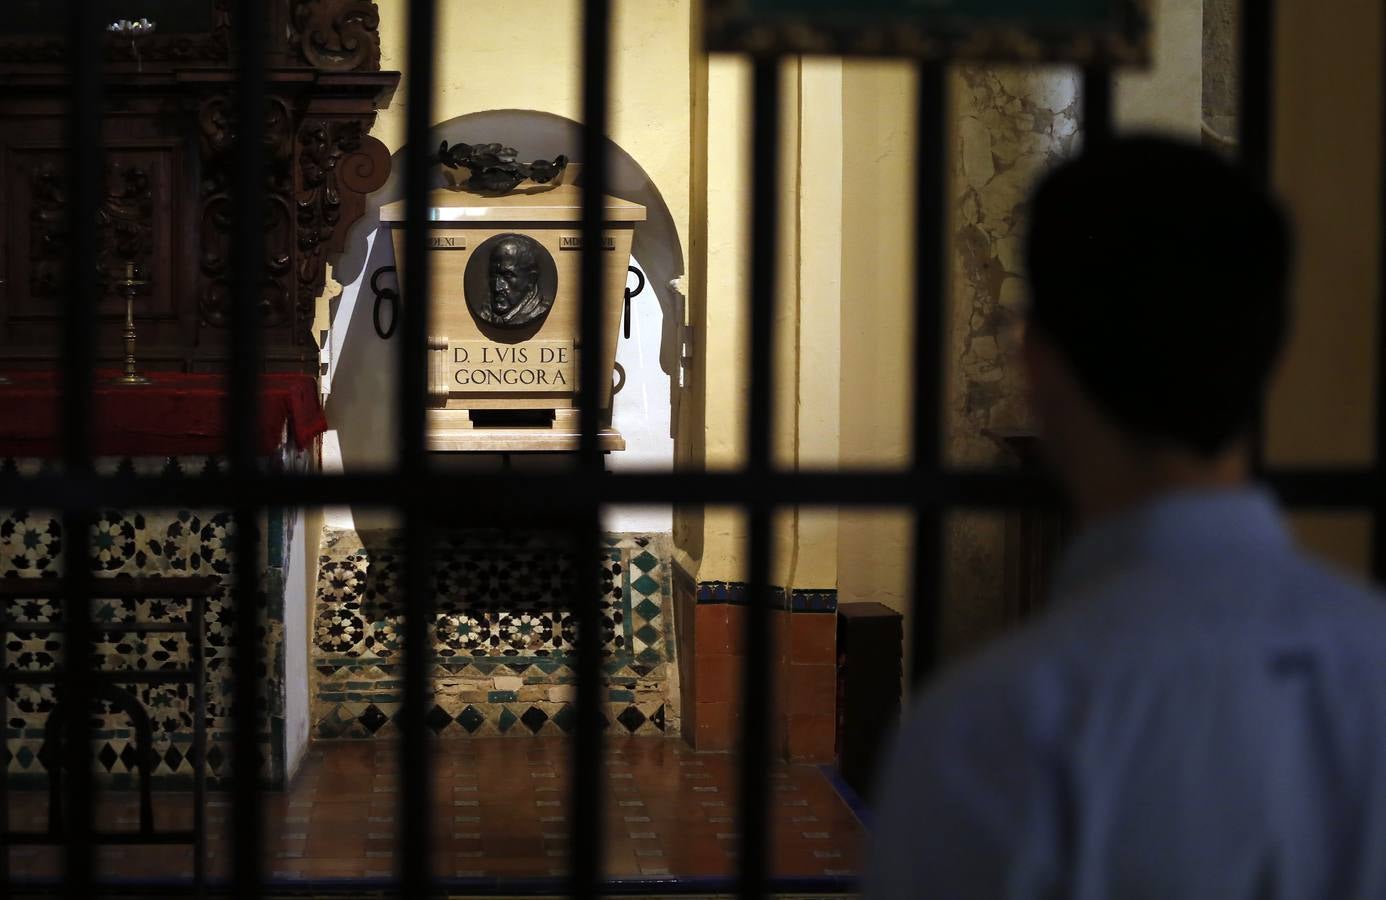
(1240, 0), (1275, 478)
(578, 0), (612, 470)
(59, 0), (105, 896)
(3, 672), (199, 686)
(228, 2), (267, 897)
(907, 63), (948, 686)
(0, 577), (219, 599)
(0, 586), (6, 891)
(3, 623), (194, 635)
(399, 0), (438, 895)
(1082, 67), (1113, 148)
(5, 831), (199, 845)
(1239, 0), (1275, 189)
(572, 0), (612, 898)
(1375, 0), (1386, 584)
(737, 57), (782, 900)
(191, 591), (208, 893)
(9, 467), (1386, 512)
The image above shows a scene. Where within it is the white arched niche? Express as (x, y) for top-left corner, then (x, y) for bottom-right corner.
(320, 110), (681, 535)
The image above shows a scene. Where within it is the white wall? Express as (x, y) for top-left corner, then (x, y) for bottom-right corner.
(607, 254), (675, 532)
(282, 506), (311, 780)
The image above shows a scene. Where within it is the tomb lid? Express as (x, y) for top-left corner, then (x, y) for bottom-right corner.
(380, 181), (645, 225)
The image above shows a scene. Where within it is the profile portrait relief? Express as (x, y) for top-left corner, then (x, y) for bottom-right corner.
(463, 233), (558, 328)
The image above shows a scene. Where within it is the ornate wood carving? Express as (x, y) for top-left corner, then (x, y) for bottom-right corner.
(0, 0), (232, 65)
(27, 165), (66, 298)
(0, 0), (398, 372)
(290, 0), (382, 72)
(196, 95), (299, 332)
(28, 162), (155, 299)
(296, 119), (390, 331)
(96, 165), (155, 296)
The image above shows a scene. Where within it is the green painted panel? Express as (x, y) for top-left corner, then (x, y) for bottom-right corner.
(706, 0), (1149, 62)
(748, 0), (1116, 21)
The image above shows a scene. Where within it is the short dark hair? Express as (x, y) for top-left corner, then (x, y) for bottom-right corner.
(1025, 136), (1292, 456)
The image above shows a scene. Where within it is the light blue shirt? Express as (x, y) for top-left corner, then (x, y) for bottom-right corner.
(865, 487), (1386, 899)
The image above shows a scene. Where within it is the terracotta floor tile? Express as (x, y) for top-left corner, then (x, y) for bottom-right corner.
(6, 736), (865, 885)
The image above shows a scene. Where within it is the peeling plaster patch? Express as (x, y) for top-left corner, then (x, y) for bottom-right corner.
(943, 66), (1079, 659)
(950, 67), (1077, 463)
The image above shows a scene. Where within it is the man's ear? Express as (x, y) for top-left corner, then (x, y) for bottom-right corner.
(1022, 323), (1071, 431)
(1021, 321), (1047, 395)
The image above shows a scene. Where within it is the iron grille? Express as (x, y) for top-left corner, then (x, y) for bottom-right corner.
(7, 1), (1384, 899)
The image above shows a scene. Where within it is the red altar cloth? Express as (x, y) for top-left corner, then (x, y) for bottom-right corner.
(0, 371), (327, 457)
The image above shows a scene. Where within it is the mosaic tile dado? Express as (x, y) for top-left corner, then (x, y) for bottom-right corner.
(2, 479), (294, 787)
(312, 530), (678, 740)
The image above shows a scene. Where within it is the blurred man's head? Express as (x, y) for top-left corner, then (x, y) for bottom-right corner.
(1023, 136), (1292, 520)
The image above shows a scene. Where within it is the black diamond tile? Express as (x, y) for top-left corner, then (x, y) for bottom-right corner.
(650, 704), (666, 732)
(425, 704), (453, 734)
(97, 743), (118, 771)
(616, 705), (646, 733)
(206, 744), (225, 772)
(164, 746), (184, 771)
(119, 743), (139, 771)
(456, 705), (485, 734)
(520, 705), (548, 734)
(359, 704), (388, 734)
(552, 704), (576, 734)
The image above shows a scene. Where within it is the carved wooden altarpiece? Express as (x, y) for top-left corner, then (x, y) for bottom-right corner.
(0, 1), (399, 373)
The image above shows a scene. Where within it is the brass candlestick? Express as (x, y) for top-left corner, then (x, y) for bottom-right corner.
(111, 262), (151, 386)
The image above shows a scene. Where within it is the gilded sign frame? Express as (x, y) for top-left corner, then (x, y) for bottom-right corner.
(704, 0), (1151, 65)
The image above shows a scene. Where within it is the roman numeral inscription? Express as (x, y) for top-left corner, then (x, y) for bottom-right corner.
(558, 234), (615, 251)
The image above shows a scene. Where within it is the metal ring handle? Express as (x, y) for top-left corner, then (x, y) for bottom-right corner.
(624, 265), (646, 300)
(370, 266), (399, 340)
(623, 266), (645, 339)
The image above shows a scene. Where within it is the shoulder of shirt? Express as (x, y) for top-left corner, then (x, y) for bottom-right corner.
(899, 612), (1078, 754)
(901, 542), (1386, 752)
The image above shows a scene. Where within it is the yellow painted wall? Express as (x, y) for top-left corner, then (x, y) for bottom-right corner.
(690, 55), (753, 581)
(374, 0), (693, 274)
(1265, 0), (1381, 469)
(838, 62), (915, 479)
(791, 59), (845, 590)
(674, 1), (711, 569)
(683, 56), (842, 592)
(836, 63), (915, 635)
(1265, 0), (1383, 576)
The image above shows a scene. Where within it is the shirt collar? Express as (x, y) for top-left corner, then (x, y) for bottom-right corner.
(1052, 485), (1292, 598)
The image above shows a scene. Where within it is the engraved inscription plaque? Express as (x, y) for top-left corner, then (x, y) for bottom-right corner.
(559, 235), (615, 251)
(450, 339), (575, 393)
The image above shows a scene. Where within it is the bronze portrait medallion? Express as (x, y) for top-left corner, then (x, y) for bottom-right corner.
(463, 233), (558, 328)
